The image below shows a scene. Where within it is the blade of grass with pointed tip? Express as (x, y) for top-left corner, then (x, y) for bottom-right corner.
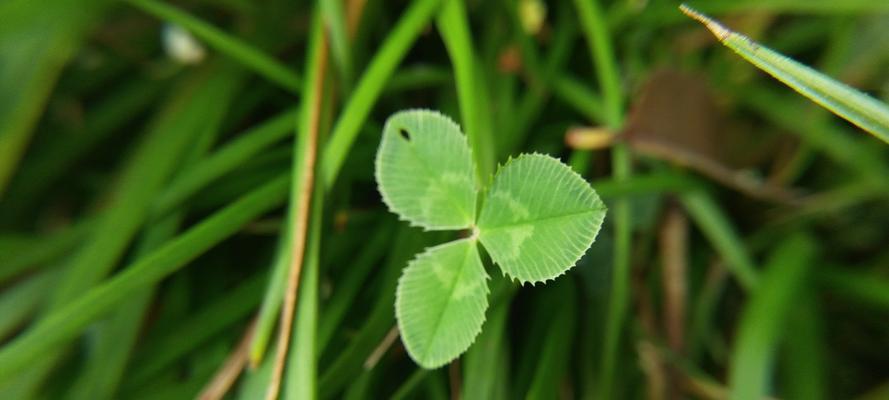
(681, 4), (889, 144)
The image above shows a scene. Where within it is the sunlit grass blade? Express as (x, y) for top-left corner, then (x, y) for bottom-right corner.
(681, 4), (889, 144)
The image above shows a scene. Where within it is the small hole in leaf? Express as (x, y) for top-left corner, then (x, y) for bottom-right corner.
(399, 128), (411, 141)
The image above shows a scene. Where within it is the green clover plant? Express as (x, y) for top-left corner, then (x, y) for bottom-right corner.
(375, 109), (607, 368)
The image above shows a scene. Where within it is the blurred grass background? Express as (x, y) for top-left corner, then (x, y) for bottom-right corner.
(1, 0), (888, 399)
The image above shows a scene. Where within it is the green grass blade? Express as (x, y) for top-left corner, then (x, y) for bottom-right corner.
(49, 64), (242, 311)
(152, 109), (298, 216)
(573, 0), (624, 128)
(126, 0), (300, 92)
(572, 0), (630, 398)
(461, 293), (511, 400)
(248, 231), (291, 366)
(123, 272), (266, 388)
(682, 4), (889, 144)
(0, 271), (56, 341)
(551, 76), (606, 125)
(318, 221), (394, 351)
(1, 78), (162, 220)
(681, 191), (759, 290)
(781, 287), (826, 400)
(321, 0), (353, 89)
(69, 64), (246, 400)
(322, 0), (442, 186)
(0, 0), (110, 198)
(0, 219), (94, 283)
(436, 0), (495, 180)
(525, 281), (576, 399)
(728, 233), (815, 400)
(285, 189), (323, 399)
(818, 267), (889, 310)
(0, 174), (289, 381)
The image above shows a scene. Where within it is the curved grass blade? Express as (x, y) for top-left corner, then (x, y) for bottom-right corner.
(477, 154), (606, 283)
(729, 233), (815, 400)
(375, 110), (477, 230)
(396, 238), (489, 369)
(681, 4), (889, 144)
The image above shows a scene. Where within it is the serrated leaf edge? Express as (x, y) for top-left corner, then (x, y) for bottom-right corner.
(394, 237), (490, 369)
(374, 109), (479, 231)
(478, 152), (607, 285)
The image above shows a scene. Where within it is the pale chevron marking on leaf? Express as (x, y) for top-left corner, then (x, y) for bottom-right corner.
(375, 110), (478, 230)
(395, 239), (489, 369)
(477, 153), (606, 283)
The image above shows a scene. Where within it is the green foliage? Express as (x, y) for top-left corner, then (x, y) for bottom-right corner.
(3, 1), (889, 399)
(478, 154), (607, 283)
(377, 110), (606, 368)
(682, 4), (889, 144)
(376, 110), (477, 230)
(395, 239), (489, 369)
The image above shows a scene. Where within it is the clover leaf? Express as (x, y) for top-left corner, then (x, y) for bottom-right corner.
(376, 109), (606, 369)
